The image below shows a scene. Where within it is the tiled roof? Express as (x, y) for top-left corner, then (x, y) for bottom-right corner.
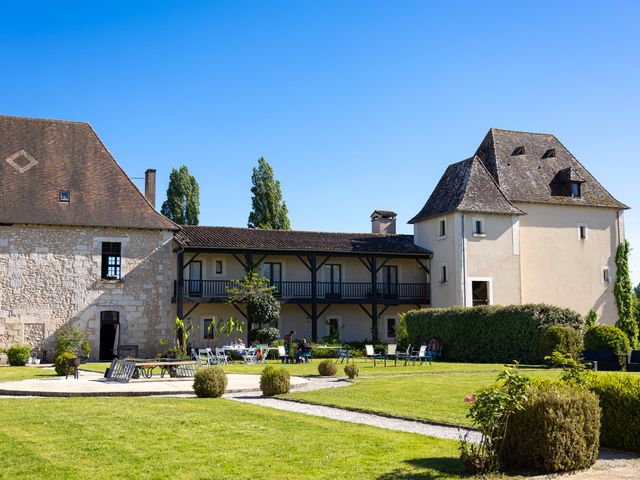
(0, 115), (176, 230)
(476, 129), (628, 209)
(175, 225), (431, 255)
(371, 210), (397, 217)
(409, 157), (524, 223)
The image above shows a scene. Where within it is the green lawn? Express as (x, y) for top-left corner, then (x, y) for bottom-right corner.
(0, 397), (464, 480)
(0, 366), (57, 382)
(282, 370), (562, 427)
(80, 359), (516, 377)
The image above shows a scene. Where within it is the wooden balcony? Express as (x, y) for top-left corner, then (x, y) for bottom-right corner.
(178, 279), (430, 305)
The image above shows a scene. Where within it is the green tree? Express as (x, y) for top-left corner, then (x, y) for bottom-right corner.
(160, 165), (200, 225)
(227, 272), (281, 329)
(614, 240), (638, 346)
(247, 157), (291, 230)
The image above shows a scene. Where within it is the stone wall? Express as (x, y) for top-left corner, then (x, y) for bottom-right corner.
(0, 224), (174, 359)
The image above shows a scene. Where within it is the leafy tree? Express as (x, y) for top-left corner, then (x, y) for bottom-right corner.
(614, 240), (638, 347)
(161, 165), (200, 225)
(227, 272), (281, 328)
(247, 157), (291, 230)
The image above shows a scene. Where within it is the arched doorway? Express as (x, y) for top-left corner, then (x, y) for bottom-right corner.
(99, 311), (120, 360)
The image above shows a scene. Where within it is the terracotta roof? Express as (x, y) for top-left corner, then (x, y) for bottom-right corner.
(0, 115), (176, 230)
(409, 156), (524, 223)
(175, 225), (431, 255)
(371, 210), (397, 218)
(475, 128), (628, 209)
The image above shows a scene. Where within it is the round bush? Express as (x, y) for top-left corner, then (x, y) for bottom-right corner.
(193, 366), (227, 398)
(317, 359), (337, 376)
(501, 382), (600, 473)
(540, 325), (582, 361)
(344, 364), (359, 380)
(249, 327), (280, 345)
(260, 365), (290, 396)
(584, 325), (630, 355)
(54, 351), (76, 376)
(7, 345), (31, 366)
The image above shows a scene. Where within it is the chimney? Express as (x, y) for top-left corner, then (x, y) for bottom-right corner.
(371, 210), (397, 234)
(144, 169), (156, 208)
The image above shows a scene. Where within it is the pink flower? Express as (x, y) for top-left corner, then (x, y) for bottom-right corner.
(464, 394), (476, 403)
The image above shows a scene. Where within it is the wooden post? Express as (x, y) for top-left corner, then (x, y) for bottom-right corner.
(371, 255), (378, 341)
(311, 253), (318, 342)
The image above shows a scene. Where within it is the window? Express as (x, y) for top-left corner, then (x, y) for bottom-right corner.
(263, 262), (282, 293)
(203, 319), (215, 339)
(439, 264), (448, 284)
(58, 190), (70, 203)
(512, 146), (526, 156)
(473, 218), (485, 236)
(542, 148), (556, 159)
(188, 261), (202, 296)
(602, 267), (610, 284)
(387, 318), (397, 339)
(471, 281), (490, 306)
(215, 260), (223, 275)
(327, 318), (340, 340)
(438, 219), (446, 238)
(324, 264), (342, 296)
(578, 224), (588, 240)
(571, 182), (582, 198)
(378, 265), (398, 296)
(101, 242), (121, 280)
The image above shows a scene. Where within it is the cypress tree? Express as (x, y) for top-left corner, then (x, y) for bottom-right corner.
(160, 165), (200, 225)
(614, 240), (638, 346)
(247, 157), (291, 230)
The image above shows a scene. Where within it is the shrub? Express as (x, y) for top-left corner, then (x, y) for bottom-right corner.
(344, 364), (359, 380)
(540, 325), (582, 362)
(403, 304), (584, 363)
(247, 291), (280, 328)
(260, 365), (291, 396)
(55, 325), (86, 356)
(583, 325), (630, 355)
(317, 359), (338, 376)
(589, 373), (640, 452)
(249, 327), (280, 345)
(54, 351), (77, 376)
(585, 309), (599, 328)
(7, 345), (31, 366)
(501, 381), (600, 473)
(193, 366), (227, 398)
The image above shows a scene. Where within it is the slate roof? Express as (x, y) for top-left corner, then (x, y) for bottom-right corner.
(175, 225), (431, 256)
(475, 129), (627, 209)
(410, 129), (628, 223)
(409, 156), (524, 223)
(0, 115), (176, 230)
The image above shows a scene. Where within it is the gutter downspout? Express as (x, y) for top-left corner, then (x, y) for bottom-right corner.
(461, 214), (467, 307)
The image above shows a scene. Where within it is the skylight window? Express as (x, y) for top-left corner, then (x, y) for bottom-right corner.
(512, 146), (525, 156)
(542, 148), (556, 159)
(58, 190), (70, 203)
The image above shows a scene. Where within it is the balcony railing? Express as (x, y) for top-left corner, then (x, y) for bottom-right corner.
(181, 280), (430, 301)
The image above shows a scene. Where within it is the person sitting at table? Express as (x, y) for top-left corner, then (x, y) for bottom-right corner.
(296, 337), (311, 363)
(284, 330), (296, 356)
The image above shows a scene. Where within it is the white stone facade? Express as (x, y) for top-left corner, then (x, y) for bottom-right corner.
(0, 224), (174, 359)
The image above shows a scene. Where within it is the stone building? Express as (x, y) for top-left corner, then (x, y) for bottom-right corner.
(0, 116), (176, 360)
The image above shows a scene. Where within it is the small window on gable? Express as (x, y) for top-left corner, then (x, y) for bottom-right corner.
(578, 224), (588, 240)
(473, 218), (485, 236)
(571, 182), (582, 198)
(215, 260), (223, 275)
(438, 219), (446, 238)
(602, 267), (610, 284)
(512, 146), (525, 156)
(542, 148), (556, 159)
(440, 264), (448, 284)
(59, 190), (70, 203)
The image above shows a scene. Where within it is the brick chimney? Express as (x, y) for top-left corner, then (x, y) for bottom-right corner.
(144, 169), (156, 208)
(371, 210), (397, 234)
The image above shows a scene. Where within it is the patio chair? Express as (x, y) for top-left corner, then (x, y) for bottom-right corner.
(395, 344), (412, 364)
(242, 348), (258, 364)
(257, 346), (270, 364)
(335, 347), (353, 364)
(193, 348), (209, 367)
(365, 344), (385, 366)
(385, 344), (398, 366)
(198, 348), (215, 366)
(406, 345), (432, 366)
(214, 348), (230, 365)
(277, 345), (291, 364)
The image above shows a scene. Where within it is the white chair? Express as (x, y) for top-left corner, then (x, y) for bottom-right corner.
(215, 348), (230, 365)
(386, 344), (397, 366)
(365, 344), (384, 366)
(242, 348), (258, 364)
(195, 348), (211, 367)
(258, 347), (270, 364)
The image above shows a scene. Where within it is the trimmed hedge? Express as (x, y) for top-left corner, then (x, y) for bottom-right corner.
(317, 359), (337, 376)
(501, 382), (600, 473)
(403, 304), (584, 363)
(260, 365), (291, 396)
(7, 345), (31, 366)
(584, 325), (630, 355)
(539, 325), (582, 361)
(589, 373), (640, 452)
(193, 366), (227, 398)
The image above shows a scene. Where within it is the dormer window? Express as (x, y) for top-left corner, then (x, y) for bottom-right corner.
(542, 148), (556, 159)
(512, 146), (525, 156)
(571, 182), (582, 198)
(59, 190), (70, 203)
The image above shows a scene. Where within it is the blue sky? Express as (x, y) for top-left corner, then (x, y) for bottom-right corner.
(1, 1), (639, 280)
